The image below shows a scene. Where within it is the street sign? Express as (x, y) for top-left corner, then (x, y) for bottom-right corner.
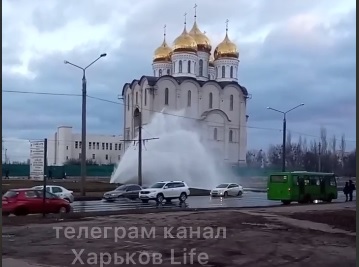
(30, 141), (45, 180)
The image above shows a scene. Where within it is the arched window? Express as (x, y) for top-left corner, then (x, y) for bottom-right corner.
(209, 92), (213, 109)
(135, 92), (138, 105)
(215, 67), (218, 78)
(230, 95), (233, 111)
(230, 66), (233, 78)
(165, 88), (169, 105)
(188, 61), (191, 73)
(214, 128), (217, 140)
(173, 62), (176, 72)
(159, 69), (162, 77)
(199, 59), (203, 76)
(208, 74), (210, 79)
(222, 66), (225, 78)
(127, 94), (130, 111)
(144, 89), (147, 106)
(229, 130), (233, 142)
(187, 90), (191, 107)
(167, 69), (170, 75)
(153, 70), (156, 76)
(179, 60), (182, 73)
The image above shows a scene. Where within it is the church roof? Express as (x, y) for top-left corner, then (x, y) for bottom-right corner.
(122, 75), (248, 96)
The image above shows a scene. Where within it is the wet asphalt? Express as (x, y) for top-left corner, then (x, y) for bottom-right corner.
(71, 191), (351, 213)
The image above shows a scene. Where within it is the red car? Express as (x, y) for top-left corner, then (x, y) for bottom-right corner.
(2, 188), (72, 216)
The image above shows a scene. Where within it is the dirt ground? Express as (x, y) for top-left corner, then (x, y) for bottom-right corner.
(3, 202), (356, 267)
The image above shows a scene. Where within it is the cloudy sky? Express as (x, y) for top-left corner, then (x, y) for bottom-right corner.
(3, 0), (356, 162)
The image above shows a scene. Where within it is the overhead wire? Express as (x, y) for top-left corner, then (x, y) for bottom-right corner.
(3, 89), (356, 143)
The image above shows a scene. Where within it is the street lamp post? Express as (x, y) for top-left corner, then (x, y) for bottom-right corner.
(64, 53), (107, 196)
(267, 103), (304, 172)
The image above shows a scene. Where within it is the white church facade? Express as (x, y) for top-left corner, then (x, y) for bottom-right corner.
(121, 12), (249, 165)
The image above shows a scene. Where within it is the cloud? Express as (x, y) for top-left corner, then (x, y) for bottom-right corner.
(2, 0), (356, 162)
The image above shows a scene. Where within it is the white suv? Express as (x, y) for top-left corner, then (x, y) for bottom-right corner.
(139, 181), (190, 203)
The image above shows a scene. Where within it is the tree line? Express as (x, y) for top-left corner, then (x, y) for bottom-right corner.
(246, 127), (356, 177)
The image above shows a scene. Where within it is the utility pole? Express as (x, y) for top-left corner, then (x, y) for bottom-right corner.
(282, 115), (286, 172)
(267, 103), (304, 172)
(64, 53), (106, 196)
(132, 109), (159, 186)
(318, 142), (321, 172)
(138, 113), (142, 186)
(42, 138), (48, 218)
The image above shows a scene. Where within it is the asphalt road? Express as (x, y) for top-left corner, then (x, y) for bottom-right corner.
(71, 191), (352, 213)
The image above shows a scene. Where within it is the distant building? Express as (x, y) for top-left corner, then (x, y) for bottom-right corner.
(47, 126), (123, 166)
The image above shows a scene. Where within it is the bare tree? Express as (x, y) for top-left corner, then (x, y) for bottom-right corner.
(339, 134), (346, 167)
(320, 127), (328, 155)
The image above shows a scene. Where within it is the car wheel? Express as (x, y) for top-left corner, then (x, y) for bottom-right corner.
(223, 191), (228, 197)
(156, 194), (164, 203)
(58, 206), (68, 214)
(14, 207), (28, 216)
(141, 199), (149, 203)
(237, 191), (243, 196)
(281, 200), (291, 205)
(179, 193), (187, 202)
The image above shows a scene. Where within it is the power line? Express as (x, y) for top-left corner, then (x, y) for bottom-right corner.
(3, 90), (81, 97)
(3, 89), (356, 143)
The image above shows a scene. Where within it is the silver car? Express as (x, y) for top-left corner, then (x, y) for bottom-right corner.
(32, 185), (75, 203)
(210, 183), (243, 197)
(103, 184), (143, 202)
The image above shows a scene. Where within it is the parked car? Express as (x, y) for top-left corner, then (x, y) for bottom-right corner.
(139, 181), (190, 203)
(103, 184), (143, 202)
(2, 189), (71, 216)
(32, 185), (74, 203)
(210, 183), (243, 197)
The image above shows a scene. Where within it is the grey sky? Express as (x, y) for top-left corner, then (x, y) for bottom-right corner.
(2, 0), (356, 162)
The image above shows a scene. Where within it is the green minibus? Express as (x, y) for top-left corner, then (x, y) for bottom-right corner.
(267, 171), (338, 205)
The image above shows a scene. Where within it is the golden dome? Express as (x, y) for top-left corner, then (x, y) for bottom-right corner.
(153, 39), (172, 62)
(209, 55), (215, 67)
(173, 26), (197, 53)
(189, 21), (211, 53)
(214, 32), (239, 60)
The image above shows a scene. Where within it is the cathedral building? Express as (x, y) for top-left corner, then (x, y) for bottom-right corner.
(121, 11), (249, 165)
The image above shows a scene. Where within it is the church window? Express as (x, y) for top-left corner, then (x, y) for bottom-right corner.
(153, 70), (156, 76)
(167, 69), (170, 75)
(187, 90), (191, 107)
(209, 92), (213, 109)
(127, 94), (130, 111)
(230, 95), (233, 111)
(215, 67), (218, 78)
(214, 128), (217, 140)
(188, 61), (191, 73)
(173, 62), (176, 72)
(179, 60), (182, 73)
(165, 88), (169, 105)
(135, 92), (138, 105)
(230, 66), (234, 78)
(159, 69), (162, 77)
(199, 59), (203, 76)
(222, 66), (225, 78)
(144, 89), (147, 106)
(229, 130), (233, 142)
(208, 74), (210, 79)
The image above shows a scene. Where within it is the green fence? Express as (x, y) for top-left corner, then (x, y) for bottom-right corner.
(2, 164), (116, 178)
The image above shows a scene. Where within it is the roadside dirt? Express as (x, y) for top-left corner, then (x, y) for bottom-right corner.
(3, 203), (356, 267)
